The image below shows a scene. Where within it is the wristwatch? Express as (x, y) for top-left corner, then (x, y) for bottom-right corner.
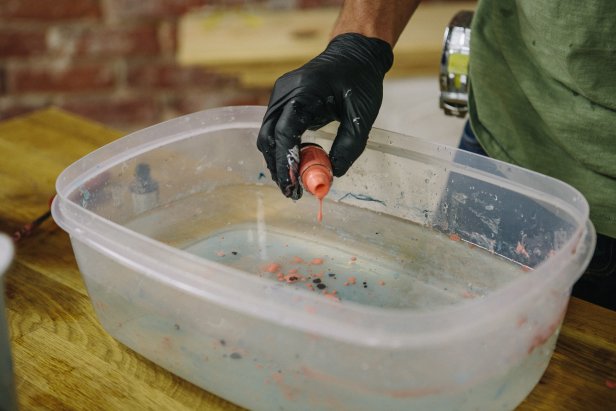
(439, 10), (474, 117)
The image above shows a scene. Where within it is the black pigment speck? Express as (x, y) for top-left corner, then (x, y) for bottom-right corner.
(328, 273), (336, 278)
(174, 323), (180, 331)
(316, 283), (326, 290)
(363, 281), (368, 288)
(312, 278), (322, 284)
(375, 232), (379, 235)
(230, 352), (242, 359)
(232, 251), (238, 255)
(220, 339), (226, 346)
(289, 276), (298, 281)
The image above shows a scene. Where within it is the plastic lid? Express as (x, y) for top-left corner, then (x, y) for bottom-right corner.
(302, 164), (331, 199)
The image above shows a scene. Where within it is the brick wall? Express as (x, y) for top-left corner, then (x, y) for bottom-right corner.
(0, 0), (332, 131)
(0, 0), (461, 131)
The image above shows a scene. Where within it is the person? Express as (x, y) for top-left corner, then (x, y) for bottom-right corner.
(256, 0), (615, 309)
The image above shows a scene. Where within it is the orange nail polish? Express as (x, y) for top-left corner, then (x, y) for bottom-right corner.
(299, 143), (333, 199)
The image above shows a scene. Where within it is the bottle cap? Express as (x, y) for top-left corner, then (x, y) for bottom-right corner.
(299, 144), (332, 199)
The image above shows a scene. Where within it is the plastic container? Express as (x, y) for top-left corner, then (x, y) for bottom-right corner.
(52, 106), (595, 411)
(1, 234), (18, 411)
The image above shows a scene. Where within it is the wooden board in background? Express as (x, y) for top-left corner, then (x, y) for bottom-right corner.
(178, 2), (478, 87)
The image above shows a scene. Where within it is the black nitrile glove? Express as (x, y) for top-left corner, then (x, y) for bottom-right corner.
(257, 33), (393, 199)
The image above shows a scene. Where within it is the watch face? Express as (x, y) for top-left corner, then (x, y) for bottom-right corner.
(439, 11), (474, 117)
(448, 52), (470, 89)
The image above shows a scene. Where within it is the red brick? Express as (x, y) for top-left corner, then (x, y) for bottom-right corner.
(48, 24), (161, 58)
(0, 65), (6, 94)
(158, 20), (178, 55)
(298, 0), (343, 8)
(0, 28), (47, 57)
(10, 64), (115, 93)
(169, 89), (269, 115)
(206, 0), (261, 6)
(0, 0), (101, 21)
(60, 95), (162, 128)
(167, 93), (210, 115)
(105, 0), (208, 20)
(127, 62), (236, 89)
(303, 0), (343, 7)
(222, 92), (270, 107)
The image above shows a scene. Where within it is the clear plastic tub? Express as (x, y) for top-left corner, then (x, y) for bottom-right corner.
(52, 106), (595, 411)
(1, 234), (18, 411)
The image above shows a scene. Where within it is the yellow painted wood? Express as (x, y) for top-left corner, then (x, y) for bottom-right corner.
(0, 109), (615, 410)
(178, 2), (478, 87)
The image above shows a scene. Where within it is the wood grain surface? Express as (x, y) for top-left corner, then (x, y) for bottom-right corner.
(0, 109), (615, 410)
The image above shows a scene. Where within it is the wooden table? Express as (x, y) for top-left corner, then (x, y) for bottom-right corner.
(1, 109), (615, 410)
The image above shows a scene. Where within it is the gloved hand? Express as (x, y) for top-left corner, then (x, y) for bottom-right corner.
(257, 33), (393, 199)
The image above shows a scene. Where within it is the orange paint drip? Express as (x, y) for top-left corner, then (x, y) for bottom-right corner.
(264, 263), (281, 273)
(322, 290), (339, 302)
(515, 241), (530, 258)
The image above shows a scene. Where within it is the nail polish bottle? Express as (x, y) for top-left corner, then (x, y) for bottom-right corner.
(299, 143), (333, 199)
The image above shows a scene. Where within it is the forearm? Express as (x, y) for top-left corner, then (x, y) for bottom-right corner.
(331, 0), (422, 47)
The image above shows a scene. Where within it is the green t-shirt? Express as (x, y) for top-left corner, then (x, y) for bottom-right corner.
(469, 0), (616, 237)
